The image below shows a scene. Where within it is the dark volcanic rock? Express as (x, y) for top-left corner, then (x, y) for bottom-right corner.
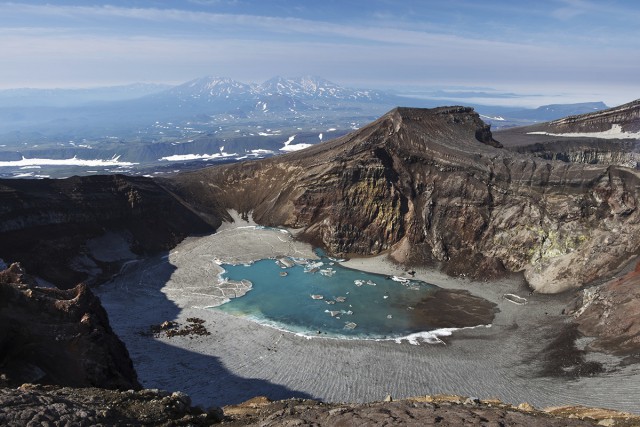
(566, 260), (640, 357)
(4, 387), (637, 426)
(0, 174), (219, 288)
(221, 395), (630, 426)
(0, 263), (139, 390)
(497, 99), (640, 168)
(170, 106), (640, 293)
(0, 384), (222, 426)
(539, 99), (640, 134)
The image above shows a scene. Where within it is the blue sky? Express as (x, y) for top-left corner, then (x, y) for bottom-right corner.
(1, 0), (639, 106)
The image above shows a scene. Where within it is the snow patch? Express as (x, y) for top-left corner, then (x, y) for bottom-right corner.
(281, 144), (313, 152)
(480, 114), (505, 121)
(159, 152), (236, 161)
(528, 124), (640, 139)
(280, 134), (312, 152)
(282, 135), (296, 146)
(0, 155), (137, 167)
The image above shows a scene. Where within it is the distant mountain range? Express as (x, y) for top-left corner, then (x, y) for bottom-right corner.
(0, 75), (616, 178)
(0, 83), (171, 108)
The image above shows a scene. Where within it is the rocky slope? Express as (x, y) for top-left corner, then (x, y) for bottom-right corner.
(0, 263), (139, 389)
(0, 384), (222, 426)
(168, 106), (640, 293)
(565, 259), (640, 358)
(3, 388), (640, 426)
(0, 174), (218, 288)
(496, 99), (640, 168)
(223, 395), (640, 426)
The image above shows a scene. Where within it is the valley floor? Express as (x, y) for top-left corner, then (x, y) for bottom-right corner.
(95, 214), (640, 414)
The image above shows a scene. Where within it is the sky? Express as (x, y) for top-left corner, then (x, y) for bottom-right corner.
(1, 0), (639, 107)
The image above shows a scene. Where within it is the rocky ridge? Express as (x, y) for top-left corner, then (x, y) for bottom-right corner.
(0, 174), (218, 288)
(544, 99), (640, 134)
(168, 106), (640, 293)
(222, 395), (640, 426)
(566, 259), (640, 357)
(497, 99), (640, 168)
(0, 263), (139, 389)
(3, 387), (639, 426)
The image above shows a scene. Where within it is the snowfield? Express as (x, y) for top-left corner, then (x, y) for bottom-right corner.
(528, 124), (640, 139)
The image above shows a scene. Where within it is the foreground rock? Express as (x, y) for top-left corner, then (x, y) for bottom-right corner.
(0, 263), (139, 389)
(3, 387), (639, 426)
(0, 384), (222, 426)
(222, 394), (640, 426)
(169, 106), (640, 293)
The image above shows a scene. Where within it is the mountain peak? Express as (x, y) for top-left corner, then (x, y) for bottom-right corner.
(170, 76), (255, 98)
(258, 76), (386, 101)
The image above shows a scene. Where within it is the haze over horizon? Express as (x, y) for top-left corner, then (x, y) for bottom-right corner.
(1, 0), (639, 108)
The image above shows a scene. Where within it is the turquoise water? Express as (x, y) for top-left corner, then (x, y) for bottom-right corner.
(215, 250), (441, 340)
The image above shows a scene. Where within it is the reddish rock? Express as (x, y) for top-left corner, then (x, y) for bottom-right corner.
(569, 260), (640, 356)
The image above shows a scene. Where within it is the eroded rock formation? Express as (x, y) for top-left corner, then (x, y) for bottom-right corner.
(497, 99), (640, 168)
(0, 384), (223, 426)
(566, 260), (640, 357)
(3, 388), (639, 426)
(222, 394), (638, 426)
(542, 99), (640, 134)
(0, 174), (218, 288)
(0, 263), (139, 389)
(169, 106), (640, 293)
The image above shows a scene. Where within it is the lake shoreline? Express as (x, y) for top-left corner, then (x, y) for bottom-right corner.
(96, 213), (640, 412)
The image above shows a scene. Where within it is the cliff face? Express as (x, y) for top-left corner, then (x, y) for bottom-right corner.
(566, 260), (640, 357)
(546, 99), (640, 134)
(0, 263), (140, 390)
(515, 140), (640, 169)
(170, 106), (640, 293)
(0, 174), (218, 288)
(497, 99), (640, 168)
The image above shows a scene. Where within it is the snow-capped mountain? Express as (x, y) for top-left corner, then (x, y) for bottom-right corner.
(258, 76), (388, 101)
(143, 75), (395, 118)
(165, 76), (257, 102)
(159, 75), (391, 106)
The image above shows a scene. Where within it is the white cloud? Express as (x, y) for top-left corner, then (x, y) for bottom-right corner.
(0, 1), (637, 107)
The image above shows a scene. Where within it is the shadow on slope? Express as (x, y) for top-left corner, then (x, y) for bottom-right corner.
(96, 252), (312, 407)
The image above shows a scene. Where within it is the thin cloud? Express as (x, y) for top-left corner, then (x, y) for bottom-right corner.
(0, 1), (637, 106)
(551, 0), (591, 20)
(0, 2), (573, 50)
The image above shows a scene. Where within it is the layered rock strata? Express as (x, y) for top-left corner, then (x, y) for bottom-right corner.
(565, 260), (640, 357)
(0, 174), (218, 287)
(0, 263), (139, 389)
(497, 99), (640, 168)
(169, 106), (640, 293)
